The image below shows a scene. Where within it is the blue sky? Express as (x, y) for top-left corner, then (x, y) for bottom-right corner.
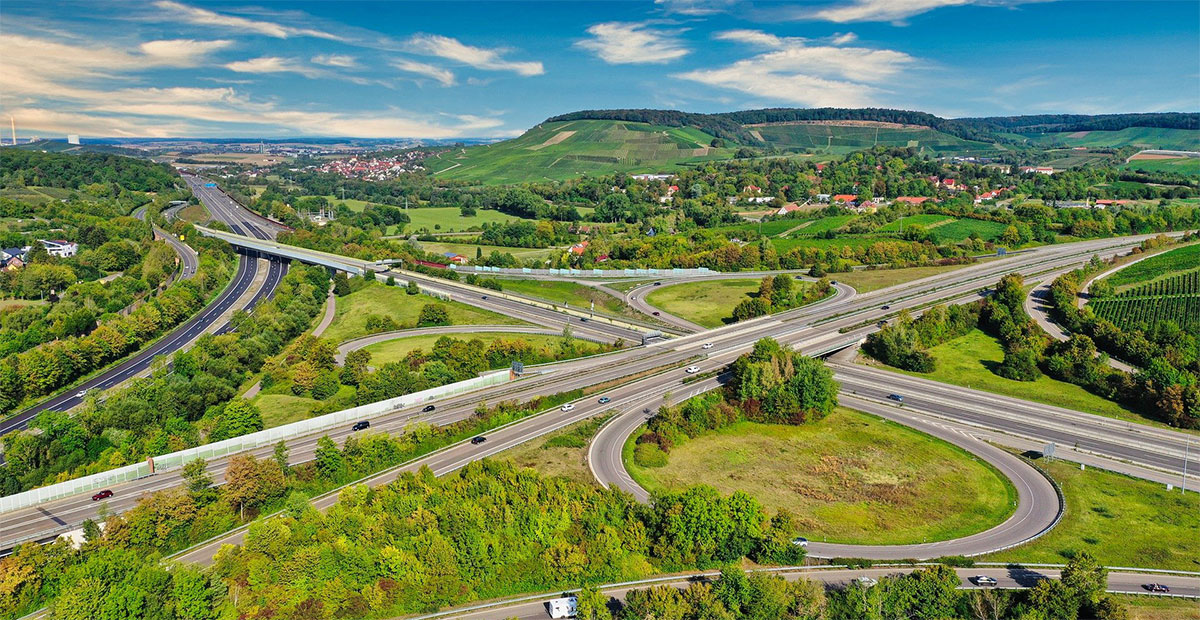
(2, 0), (1197, 139)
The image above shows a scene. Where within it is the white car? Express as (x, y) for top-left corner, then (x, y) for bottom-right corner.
(855, 576), (878, 588)
(971, 575), (999, 587)
(75, 390), (88, 399)
(701, 343), (714, 349)
(560, 403), (576, 412)
(791, 537), (808, 547)
(685, 365), (700, 374)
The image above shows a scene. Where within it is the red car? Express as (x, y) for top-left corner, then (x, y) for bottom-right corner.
(92, 489), (113, 501)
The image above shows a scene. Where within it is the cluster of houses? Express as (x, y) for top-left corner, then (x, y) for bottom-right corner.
(308, 152), (428, 181)
(1, 240), (78, 270)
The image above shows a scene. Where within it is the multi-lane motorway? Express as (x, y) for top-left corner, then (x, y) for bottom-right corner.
(0, 180), (282, 437)
(1, 224), (1195, 585)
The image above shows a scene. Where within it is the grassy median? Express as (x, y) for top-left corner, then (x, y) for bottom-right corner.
(321, 281), (522, 344)
(625, 408), (1017, 545)
(644, 279), (762, 327)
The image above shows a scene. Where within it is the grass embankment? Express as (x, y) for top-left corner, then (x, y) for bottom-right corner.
(1118, 595), (1200, 620)
(258, 386), (355, 428)
(362, 332), (606, 366)
(415, 240), (558, 263)
(176, 203), (210, 224)
(645, 279), (762, 328)
(626, 409), (1017, 546)
(829, 261), (983, 293)
(496, 278), (646, 322)
(319, 282), (522, 344)
(870, 328), (1191, 432)
(987, 459), (1200, 571)
(494, 413), (615, 485)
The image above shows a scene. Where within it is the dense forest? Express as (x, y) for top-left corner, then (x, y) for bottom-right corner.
(0, 149), (178, 193)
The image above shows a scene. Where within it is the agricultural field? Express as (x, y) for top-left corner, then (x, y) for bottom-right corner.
(1100, 243), (1200, 289)
(1089, 271), (1200, 332)
(751, 122), (1005, 157)
(788, 214), (858, 236)
(929, 217), (1009, 242)
(1041, 149), (1120, 169)
(320, 280), (522, 344)
(770, 235), (894, 253)
(429, 119), (735, 184)
(625, 412), (1017, 546)
(876, 214), (954, 233)
(1121, 155), (1200, 176)
(0, 185), (100, 205)
(1010, 127), (1200, 151)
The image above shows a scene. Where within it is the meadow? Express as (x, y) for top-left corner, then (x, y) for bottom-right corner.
(1121, 156), (1200, 176)
(751, 122), (1005, 157)
(320, 280), (522, 344)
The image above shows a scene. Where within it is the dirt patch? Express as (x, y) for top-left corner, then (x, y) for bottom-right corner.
(527, 130), (576, 151)
(1129, 153), (1182, 160)
(1066, 131), (1091, 138)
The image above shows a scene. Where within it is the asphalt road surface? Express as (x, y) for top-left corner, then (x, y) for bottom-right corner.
(429, 567), (1200, 620)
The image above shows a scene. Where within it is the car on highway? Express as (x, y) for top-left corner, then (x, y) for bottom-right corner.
(702, 343), (714, 349)
(92, 489), (114, 502)
(1144, 583), (1170, 593)
(422, 405), (436, 412)
(352, 420), (370, 431)
(652, 311), (661, 316)
(75, 390), (88, 399)
(654, 281), (662, 286)
(877, 320), (888, 327)
(481, 295), (488, 300)
(888, 394), (904, 402)
(882, 305), (891, 310)
(971, 576), (998, 587)
(561, 403), (576, 412)
(855, 576), (878, 588)
(470, 436), (487, 445)
(598, 397), (611, 404)
(791, 537), (808, 547)
(685, 365), (700, 374)
(580, 317), (588, 322)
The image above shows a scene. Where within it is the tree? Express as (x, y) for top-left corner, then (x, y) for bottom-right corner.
(315, 435), (346, 480)
(1061, 551), (1106, 607)
(575, 584), (612, 620)
(223, 454), (284, 517)
(211, 399), (263, 441)
(273, 440), (290, 474)
(182, 458), (216, 505)
(417, 304), (450, 327)
(406, 280), (420, 295)
(341, 349), (371, 386)
(1025, 579), (1079, 620)
(332, 272), (351, 296)
(385, 275), (396, 287)
(311, 371), (340, 400)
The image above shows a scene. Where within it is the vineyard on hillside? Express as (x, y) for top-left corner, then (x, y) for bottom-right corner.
(1089, 270), (1200, 332)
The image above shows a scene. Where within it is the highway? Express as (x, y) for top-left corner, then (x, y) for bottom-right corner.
(2, 230), (1195, 559)
(425, 567), (1200, 620)
(134, 206), (199, 281)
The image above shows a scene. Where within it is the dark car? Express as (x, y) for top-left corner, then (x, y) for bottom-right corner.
(422, 404), (436, 412)
(882, 305), (891, 310)
(877, 320), (888, 327)
(652, 311), (661, 316)
(887, 394), (904, 402)
(1144, 583), (1170, 593)
(654, 282), (662, 286)
(598, 397), (611, 404)
(470, 436), (487, 445)
(92, 489), (114, 502)
(580, 317), (588, 322)
(352, 420), (370, 431)
(481, 295), (488, 300)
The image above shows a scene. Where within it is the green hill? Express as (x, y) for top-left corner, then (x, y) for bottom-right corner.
(1005, 127), (1200, 151)
(749, 123), (1005, 156)
(429, 120), (734, 184)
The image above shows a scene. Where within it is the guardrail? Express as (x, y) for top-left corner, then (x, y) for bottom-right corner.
(0, 370), (513, 514)
(450, 265), (721, 279)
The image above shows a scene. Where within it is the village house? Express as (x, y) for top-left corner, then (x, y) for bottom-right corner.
(39, 240), (78, 258)
(441, 252), (469, 264)
(1019, 166), (1055, 175)
(893, 196), (930, 205)
(570, 240), (590, 256)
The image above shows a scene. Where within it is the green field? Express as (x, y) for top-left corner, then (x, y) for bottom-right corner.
(430, 119), (735, 184)
(872, 329), (1188, 431)
(1100, 243), (1200, 289)
(751, 123), (1005, 156)
(495, 278), (647, 322)
(931, 217), (1010, 242)
(400, 207), (527, 232)
(987, 459), (1199, 571)
(830, 261), (982, 293)
(1012, 127), (1200, 151)
(788, 214), (858, 237)
(257, 386), (355, 428)
(494, 413), (615, 485)
(0, 185), (100, 205)
(626, 412), (1016, 545)
(415, 240), (558, 263)
(770, 235), (895, 253)
(1090, 275), (1200, 332)
(645, 278), (761, 327)
(362, 331), (606, 366)
(321, 281), (523, 344)
(1121, 156), (1200, 176)
(876, 214), (955, 233)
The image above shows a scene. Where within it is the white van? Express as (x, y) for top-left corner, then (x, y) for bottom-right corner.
(548, 595), (578, 618)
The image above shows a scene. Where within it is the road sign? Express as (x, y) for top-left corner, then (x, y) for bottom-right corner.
(1043, 443), (1056, 460)
(511, 361), (524, 376)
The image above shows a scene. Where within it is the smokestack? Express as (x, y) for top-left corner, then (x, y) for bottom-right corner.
(9, 116), (14, 146)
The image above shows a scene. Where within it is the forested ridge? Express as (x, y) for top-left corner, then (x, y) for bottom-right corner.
(0, 149), (178, 193)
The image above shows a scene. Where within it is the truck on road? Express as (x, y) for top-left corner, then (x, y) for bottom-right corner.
(547, 595), (577, 618)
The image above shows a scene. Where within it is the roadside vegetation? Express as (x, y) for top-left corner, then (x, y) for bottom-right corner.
(319, 278), (520, 344)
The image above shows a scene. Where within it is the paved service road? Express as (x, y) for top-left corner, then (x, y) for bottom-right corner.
(428, 567), (1200, 620)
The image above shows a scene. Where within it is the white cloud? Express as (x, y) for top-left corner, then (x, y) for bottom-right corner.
(653, 0), (738, 15)
(407, 34), (543, 76)
(832, 32), (858, 45)
(138, 39), (233, 63)
(808, 0), (1046, 24)
(677, 30), (915, 107)
(153, 0), (343, 40)
(311, 54), (357, 68)
(391, 59), (456, 86)
(577, 22), (690, 65)
(224, 56), (325, 79)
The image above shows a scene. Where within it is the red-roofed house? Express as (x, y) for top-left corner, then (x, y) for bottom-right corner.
(831, 194), (858, 205)
(974, 190), (1003, 203)
(776, 203), (804, 216)
(894, 196), (930, 205)
(743, 184), (761, 194)
(942, 178), (958, 190)
(570, 240), (590, 256)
